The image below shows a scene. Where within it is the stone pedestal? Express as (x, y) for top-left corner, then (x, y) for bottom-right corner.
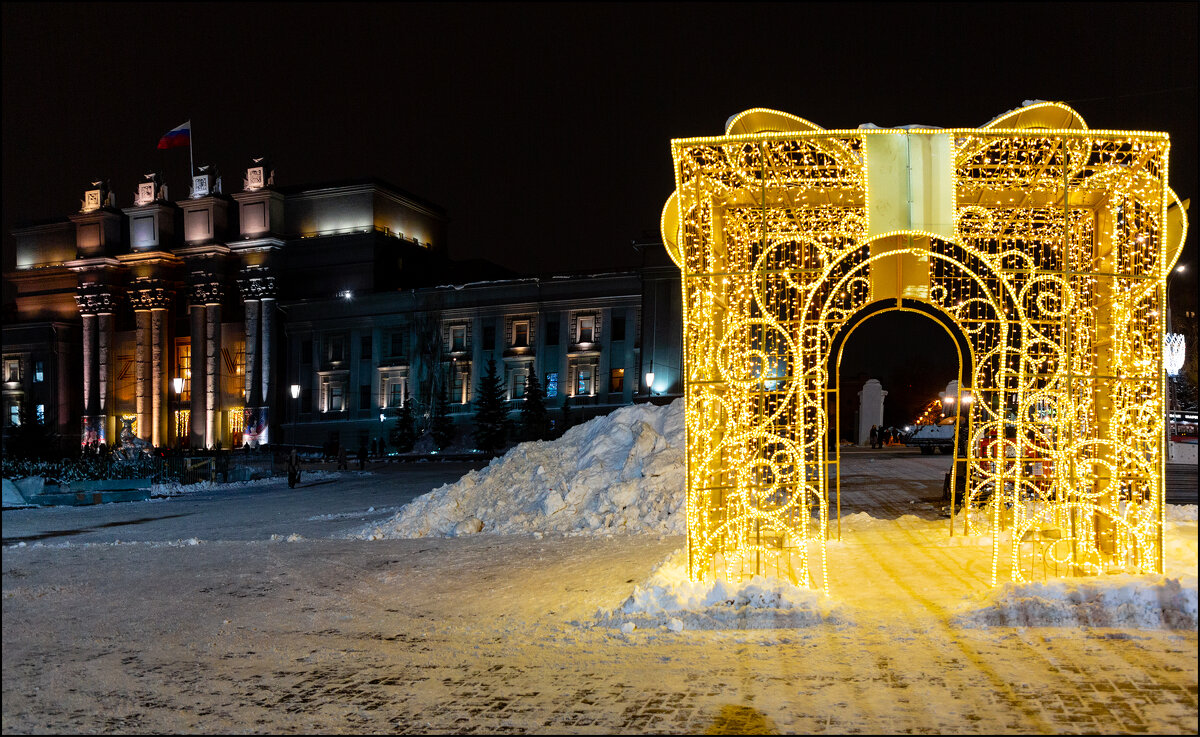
(857, 379), (887, 446)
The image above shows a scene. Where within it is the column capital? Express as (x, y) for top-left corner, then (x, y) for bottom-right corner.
(192, 281), (225, 306)
(237, 267), (277, 300)
(129, 278), (173, 311)
(75, 285), (120, 316)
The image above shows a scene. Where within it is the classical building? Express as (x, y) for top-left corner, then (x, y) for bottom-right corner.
(2, 161), (681, 453)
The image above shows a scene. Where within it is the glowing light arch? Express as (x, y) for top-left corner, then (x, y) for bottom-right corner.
(664, 102), (1189, 590)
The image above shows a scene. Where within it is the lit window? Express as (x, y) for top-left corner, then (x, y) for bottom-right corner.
(34, 361), (44, 383)
(9, 405), (19, 426)
(610, 368), (625, 392)
(512, 369), (528, 399)
(389, 382), (404, 408)
(577, 316), (595, 343)
(513, 321), (530, 347)
(36, 404), (45, 424)
(545, 372), (558, 398)
(577, 368), (592, 396)
(451, 326), (467, 352)
(328, 383), (344, 412)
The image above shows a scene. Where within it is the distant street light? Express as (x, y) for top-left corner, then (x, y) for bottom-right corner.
(290, 384), (301, 449)
(645, 371), (655, 397)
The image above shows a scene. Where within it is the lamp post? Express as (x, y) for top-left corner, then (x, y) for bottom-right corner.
(645, 370), (655, 399)
(1166, 333), (1186, 461)
(290, 384), (301, 450)
(172, 377), (184, 449)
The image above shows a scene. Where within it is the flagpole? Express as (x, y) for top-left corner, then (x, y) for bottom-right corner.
(188, 119), (194, 178)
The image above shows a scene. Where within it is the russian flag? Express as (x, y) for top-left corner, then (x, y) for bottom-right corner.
(157, 120), (190, 150)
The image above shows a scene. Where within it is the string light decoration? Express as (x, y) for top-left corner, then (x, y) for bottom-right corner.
(661, 103), (1189, 591)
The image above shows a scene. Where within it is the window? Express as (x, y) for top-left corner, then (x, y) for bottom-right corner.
(359, 384), (371, 410)
(4, 359), (19, 383)
(451, 326), (467, 352)
(36, 404), (45, 424)
(452, 364), (470, 403)
(390, 331), (405, 356)
(611, 316), (625, 342)
(610, 368), (625, 392)
(327, 337), (345, 363)
(329, 383), (344, 412)
(577, 368), (593, 395)
(389, 381), (405, 408)
(176, 344), (191, 402)
(8, 404), (19, 427)
(545, 372), (558, 398)
(511, 368), (528, 399)
(34, 361), (44, 383)
(577, 316), (595, 343)
(483, 325), (496, 350)
(512, 321), (529, 347)
(546, 321), (559, 346)
(361, 336), (372, 360)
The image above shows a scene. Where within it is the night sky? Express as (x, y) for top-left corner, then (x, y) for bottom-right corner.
(3, 3), (1195, 418)
(3, 2), (1195, 277)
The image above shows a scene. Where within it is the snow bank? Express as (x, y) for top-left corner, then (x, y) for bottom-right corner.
(593, 549), (847, 631)
(358, 400), (685, 539)
(953, 574), (1198, 629)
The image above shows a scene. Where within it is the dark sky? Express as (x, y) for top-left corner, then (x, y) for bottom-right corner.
(2, 2), (1196, 278)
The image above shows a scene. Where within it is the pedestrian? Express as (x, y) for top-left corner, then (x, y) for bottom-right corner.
(287, 448), (301, 489)
(337, 445), (348, 470)
(357, 445), (367, 471)
(869, 424), (878, 449)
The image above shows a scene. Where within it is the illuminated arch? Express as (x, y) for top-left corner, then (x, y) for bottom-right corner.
(667, 105), (1186, 591)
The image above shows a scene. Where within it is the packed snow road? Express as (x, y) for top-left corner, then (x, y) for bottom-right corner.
(3, 431), (1197, 733)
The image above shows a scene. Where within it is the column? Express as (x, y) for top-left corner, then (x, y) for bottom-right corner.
(244, 298), (260, 406)
(261, 297), (275, 410)
(206, 302), (222, 448)
(98, 311), (115, 443)
(151, 307), (168, 447)
(81, 312), (96, 416)
(189, 303), (207, 447)
(135, 308), (151, 441)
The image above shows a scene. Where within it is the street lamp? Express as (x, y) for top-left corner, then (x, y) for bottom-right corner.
(645, 371), (655, 398)
(172, 377), (184, 449)
(290, 384), (301, 450)
(1166, 333), (1186, 460)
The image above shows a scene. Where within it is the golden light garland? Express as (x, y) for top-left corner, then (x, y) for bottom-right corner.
(662, 103), (1189, 591)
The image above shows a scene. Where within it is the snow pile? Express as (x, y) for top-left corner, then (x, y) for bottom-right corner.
(953, 574), (1198, 629)
(358, 400), (685, 539)
(593, 549), (847, 631)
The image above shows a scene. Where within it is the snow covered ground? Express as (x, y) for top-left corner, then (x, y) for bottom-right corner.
(358, 399), (1198, 633)
(3, 402), (1197, 733)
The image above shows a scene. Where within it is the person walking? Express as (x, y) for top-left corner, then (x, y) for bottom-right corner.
(869, 424), (878, 449)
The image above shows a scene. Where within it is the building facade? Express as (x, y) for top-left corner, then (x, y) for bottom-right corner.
(2, 161), (681, 454)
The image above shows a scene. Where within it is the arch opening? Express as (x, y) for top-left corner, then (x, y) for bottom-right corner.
(828, 302), (968, 527)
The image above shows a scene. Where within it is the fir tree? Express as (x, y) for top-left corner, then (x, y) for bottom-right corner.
(389, 395), (417, 453)
(519, 370), (550, 441)
(430, 388), (456, 451)
(472, 357), (508, 454)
